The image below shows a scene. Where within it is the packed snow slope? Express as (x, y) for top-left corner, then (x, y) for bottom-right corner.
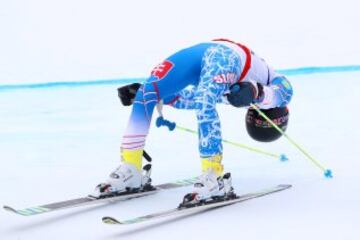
(0, 70), (360, 240)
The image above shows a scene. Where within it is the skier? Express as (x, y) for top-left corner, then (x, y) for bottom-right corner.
(93, 39), (293, 204)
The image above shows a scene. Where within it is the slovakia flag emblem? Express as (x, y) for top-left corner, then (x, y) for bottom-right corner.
(151, 60), (174, 80)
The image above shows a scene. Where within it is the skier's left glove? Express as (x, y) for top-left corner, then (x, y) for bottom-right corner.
(117, 83), (141, 106)
(226, 80), (264, 108)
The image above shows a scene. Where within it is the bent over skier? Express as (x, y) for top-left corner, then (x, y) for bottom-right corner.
(93, 39), (293, 204)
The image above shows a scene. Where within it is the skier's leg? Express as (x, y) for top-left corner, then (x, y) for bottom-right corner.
(195, 44), (241, 173)
(120, 47), (206, 170)
(185, 44), (241, 203)
(93, 45), (212, 197)
(94, 74), (193, 196)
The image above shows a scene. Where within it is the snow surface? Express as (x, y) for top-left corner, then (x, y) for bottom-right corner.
(1, 71), (360, 239)
(1, 0), (360, 239)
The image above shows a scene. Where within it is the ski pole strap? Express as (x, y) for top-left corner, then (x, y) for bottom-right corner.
(250, 103), (333, 178)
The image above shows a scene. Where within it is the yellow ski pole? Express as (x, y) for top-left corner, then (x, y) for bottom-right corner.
(250, 104), (333, 178)
(173, 123), (288, 161)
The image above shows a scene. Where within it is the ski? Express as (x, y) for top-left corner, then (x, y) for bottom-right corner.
(3, 177), (198, 216)
(102, 184), (291, 225)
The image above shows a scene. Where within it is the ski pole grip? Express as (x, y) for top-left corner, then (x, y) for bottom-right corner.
(156, 116), (176, 131)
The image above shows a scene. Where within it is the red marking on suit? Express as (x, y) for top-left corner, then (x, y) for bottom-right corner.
(213, 38), (252, 82)
(151, 60), (174, 80)
(213, 73), (237, 84)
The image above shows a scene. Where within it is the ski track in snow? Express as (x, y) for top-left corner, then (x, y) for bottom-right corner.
(1, 71), (360, 240)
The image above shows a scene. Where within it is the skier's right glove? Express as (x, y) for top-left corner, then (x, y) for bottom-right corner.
(117, 83), (141, 106)
(226, 81), (264, 108)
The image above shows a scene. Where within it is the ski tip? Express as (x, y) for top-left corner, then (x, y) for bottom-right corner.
(102, 216), (122, 225)
(278, 184), (292, 189)
(3, 205), (50, 216)
(3, 205), (27, 216)
(3, 205), (17, 213)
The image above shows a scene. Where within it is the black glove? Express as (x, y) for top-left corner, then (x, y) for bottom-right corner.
(227, 81), (263, 108)
(117, 83), (141, 106)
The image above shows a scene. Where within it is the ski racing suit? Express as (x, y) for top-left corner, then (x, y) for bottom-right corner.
(120, 39), (293, 175)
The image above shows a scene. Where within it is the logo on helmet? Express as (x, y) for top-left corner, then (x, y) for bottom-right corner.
(246, 107), (289, 142)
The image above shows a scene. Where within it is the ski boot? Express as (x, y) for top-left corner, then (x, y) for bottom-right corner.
(91, 163), (154, 198)
(179, 155), (236, 208)
(179, 172), (236, 208)
(91, 149), (154, 198)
